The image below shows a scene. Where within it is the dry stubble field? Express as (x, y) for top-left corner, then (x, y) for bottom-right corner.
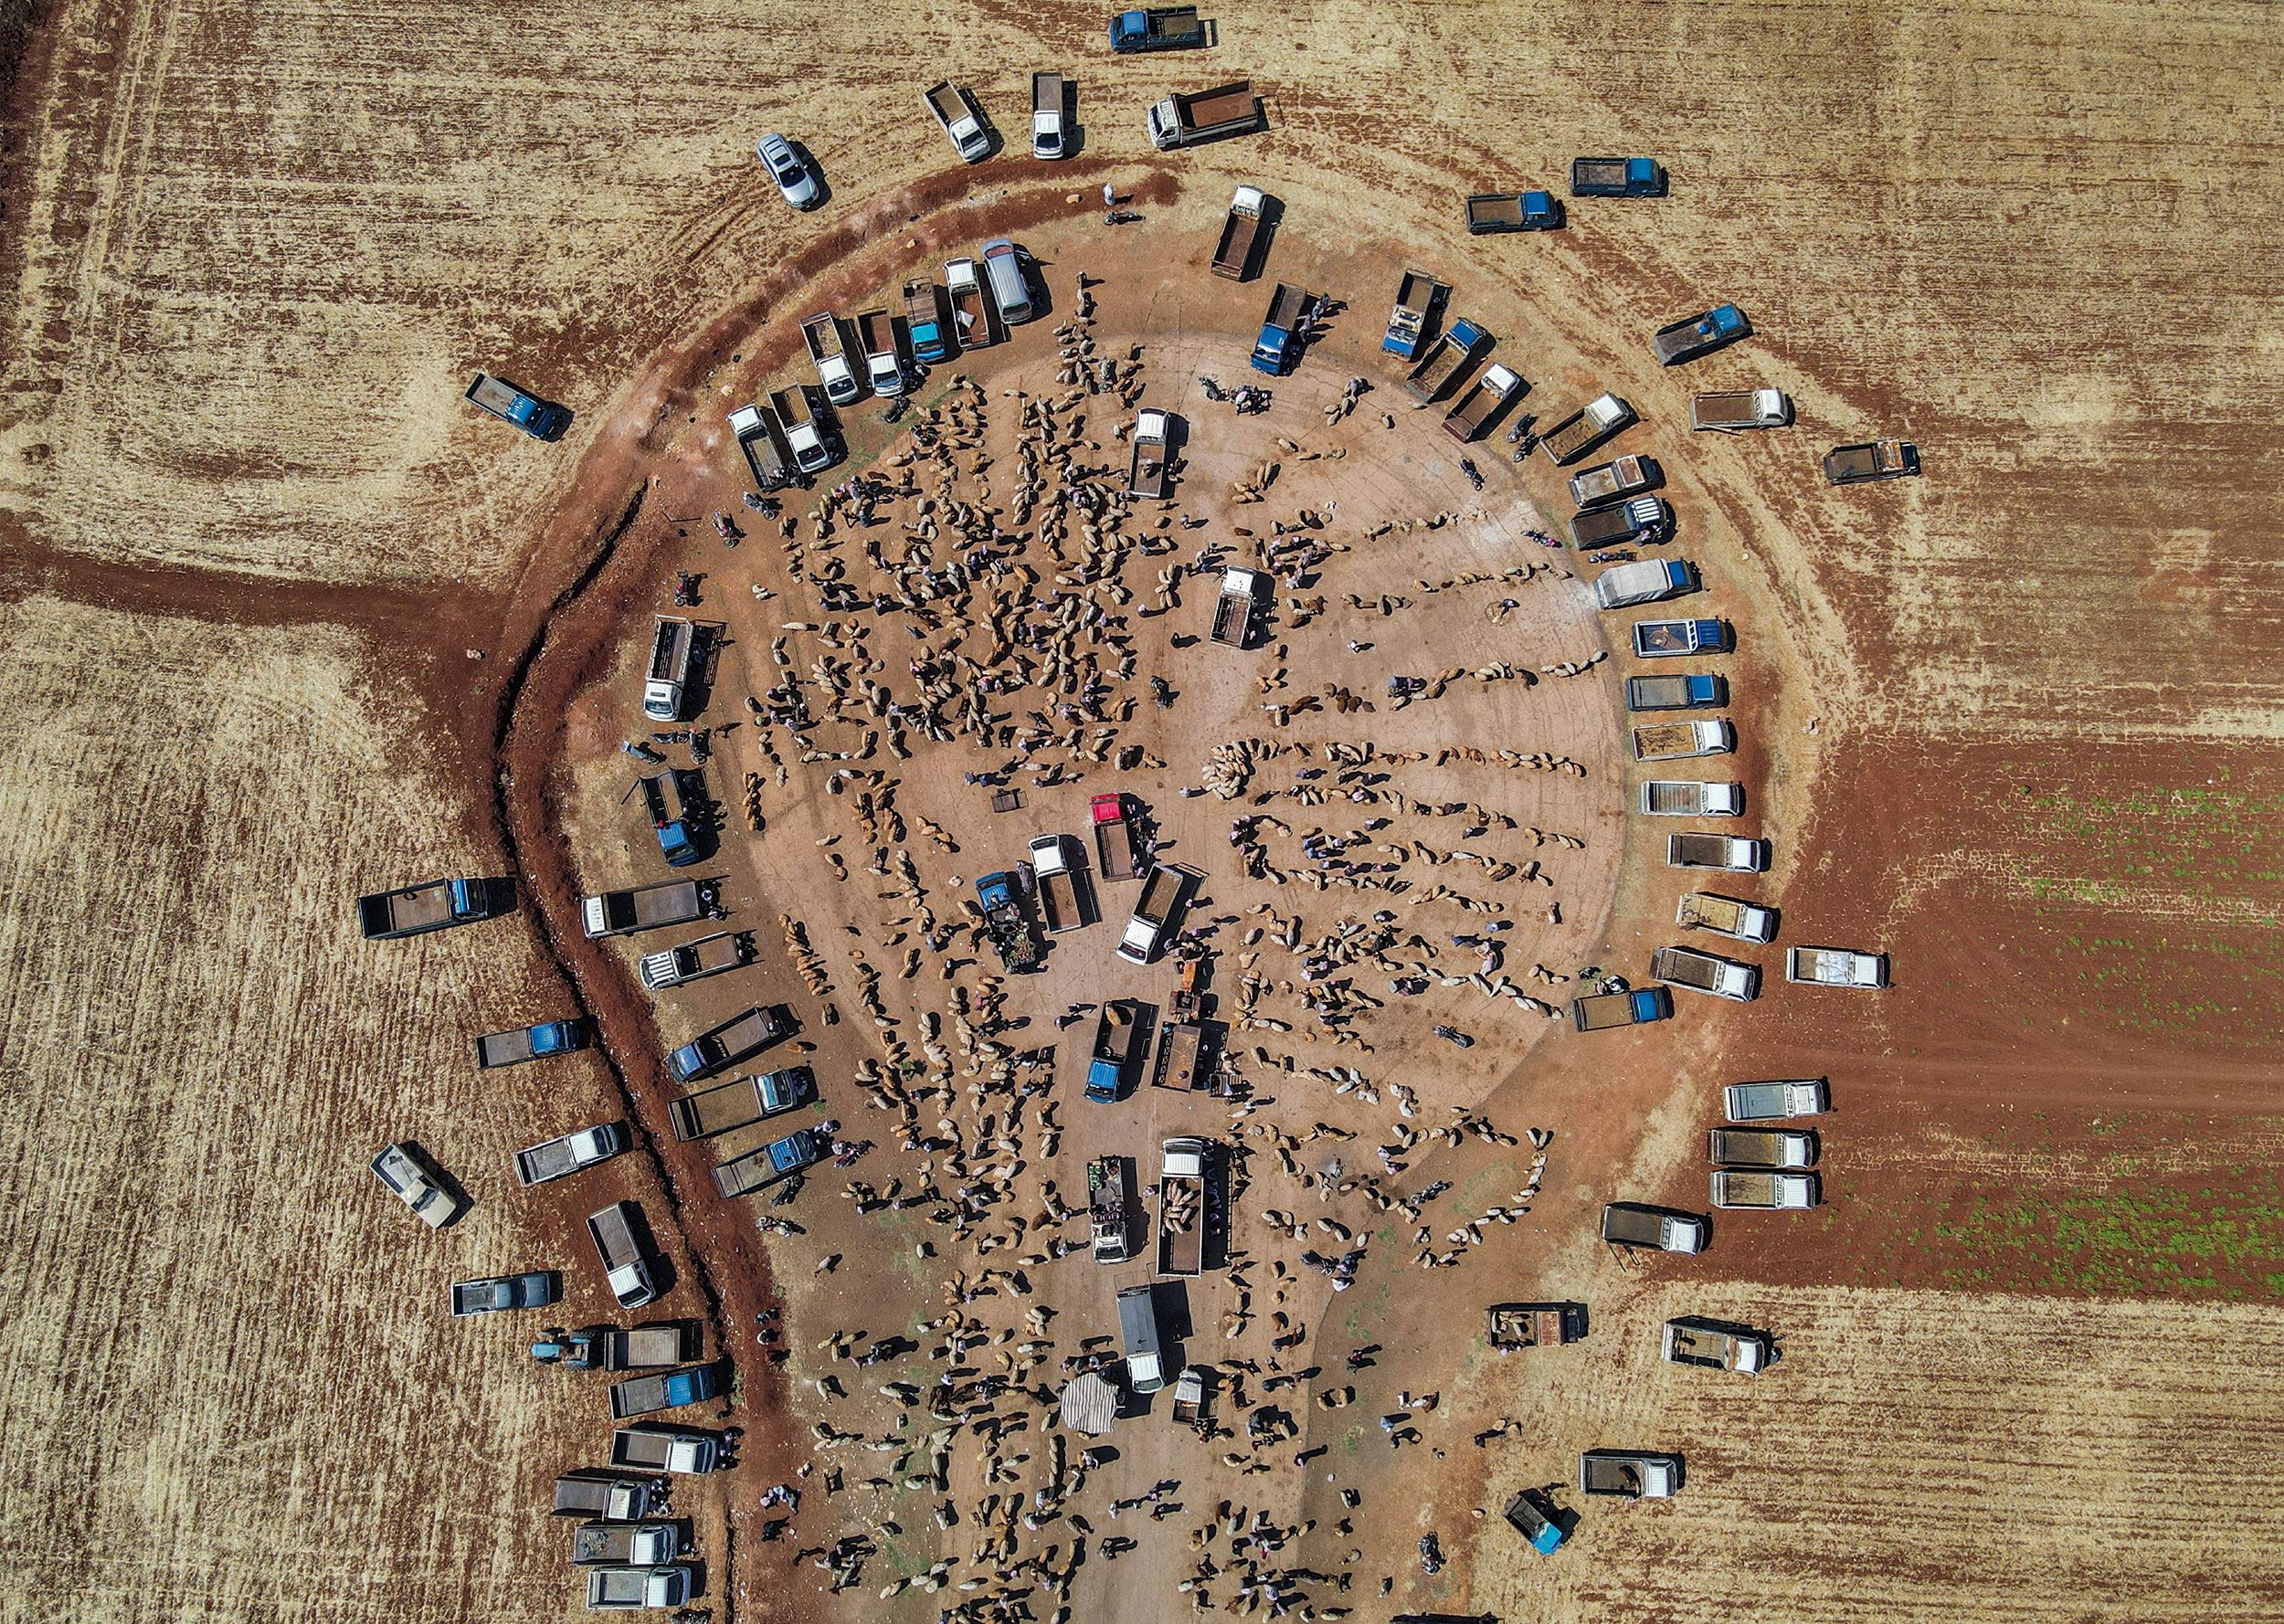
(4, 0), (2282, 1620)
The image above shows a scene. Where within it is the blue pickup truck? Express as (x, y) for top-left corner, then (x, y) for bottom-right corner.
(1624, 673), (1728, 712)
(1653, 303), (1750, 365)
(1633, 617), (1730, 659)
(476, 1018), (587, 1070)
(464, 373), (567, 439)
(1251, 282), (1314, 375)
(1570, 156), (1665, 198)
(1570, 986), (1673, 1031)
(640, 772), (701, 868)
(1110, 5), (1206, 50)
(1085, 999), (1147, 1102)
(356, 876), (501, 940)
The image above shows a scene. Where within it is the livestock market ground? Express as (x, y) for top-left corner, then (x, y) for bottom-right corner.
(4, 3), (2283, 1623)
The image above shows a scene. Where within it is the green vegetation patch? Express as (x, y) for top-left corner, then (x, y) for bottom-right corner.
(1934, 1181), (2284, 1296)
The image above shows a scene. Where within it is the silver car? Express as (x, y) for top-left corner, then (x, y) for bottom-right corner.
(756, 132), (819, 210)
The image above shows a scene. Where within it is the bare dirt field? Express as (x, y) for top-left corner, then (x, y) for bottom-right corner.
(4, 1), (2283, 1621)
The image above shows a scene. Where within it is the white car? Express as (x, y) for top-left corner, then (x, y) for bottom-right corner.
(756, 132), (819, 211)
(370, 1142), (463, 1229)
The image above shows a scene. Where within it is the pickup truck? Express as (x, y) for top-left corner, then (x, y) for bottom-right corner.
(1210, 566), (1258, 647)
(712, 1127), (821, 1198)
(1711, 1170), (1820, 1210)
(581, 879), (720, 939)
(1570, 986), (1672, 1032)
(1157, 1137), (1210, 1277)
(1633, 617), (1729, 658)
(1504, 1488), (1567, 1555)
(1653, 303), (1750, 365)
(1641, 781), (1741, 817)
(1381, 269), (1447, 360)
(1147, 79), (1263, 152)
(1170, 1367), (1208, 1425)
(1085, 998), (1147, 1103)
(608, 1364), (719, 1421)
(638, 929), (753, 990)
(554, 1471), (652, 1521)
(856, 308), (904, 398)
(976, 871), (1043, 972)
(642, 615), (697, 722)
(1129, 409), (1177, 498)
(1211, 186), (1265, 279)
(1092, 793), (1142, 881)
(1652, 944), (1760, 1002)
(1788, 946), (1890, 988)
(903, 279), (951, 365)
(1443, 364), (1524, 442)
(727, 402), (793, 494)
(1824, 438), (1920, 485)
(538, 1323), (695, 1371)
(923, 80), (989, 163)
(587, 1203), (659, 1309)
(586, 1566), (693, 1611)
(573, 1522), (679, 1566)
(1709, 1127), (1817, 1169)
(1580, 1449), (1683, 1498)
(1724, 1079), (1829, 1121)
(1593, 557), (1695, 610)
(1150, 1018), (1203, 1091)
(1402, 317), (1488, 406)
(1539, 392), (1634, 464)
(609, 1424), (719, 1473)
(1028, 835), (1086, 933)
(356, 877), (499, 941)
(1485, 1302), (1585, 1351)
(1692, 387), (1790, 432)
(463, 373), (566, 439)
(1570, 495), (1669, 549)
(1676, 891), (1775, 942)
(1667, 833), (1768, 873)
(370, 1142), (463, 1228)
(1662, 1316), (1772, 1374)
(1111, 5), (1207, 50)
(770, 384), (842, 476)
(1117, 1283), (1167, 1394)
(1634, 720), (1733, 762)
(1250, 281), (1314, 375)
(1626, 674), (1726, 712)
(799, 312), (861, 406)
(1088, 1155), (1134, 1262)
(1031, 71), (1069, 159)
(1570, 156), (1665, 197)
(945, 258), (995, 351)
(670, 1067), (811, 1141)
(668, 1005), (790, 1084)
(1600, 1201), (1707, 1253)
(515, 1123), (627, 1186)
(476, 1018), (586, 1070)
(1570, 453), (1657, 510)
(637, 772), (699, 868)
(1465, 190), (1561, 233)
(449, 1271), (557, 1316)
(1117, 865), (1189, 965)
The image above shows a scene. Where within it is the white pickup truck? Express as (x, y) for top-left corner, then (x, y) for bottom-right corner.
(1651, 944), (1760, 1002)
(1676, 891), (1776, 943)
(1724, 1080), (1829, 1121)
(514, 1123), (627, 1186)
(1711, 1170), (1820, 1210)
(1634, 721), (1733, 763)
(1640, 781), (1741, 817)
(1667, 833), (1768, 873)
(1787, 947), (1890, 987)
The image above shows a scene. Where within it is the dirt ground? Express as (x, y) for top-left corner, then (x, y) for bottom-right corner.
(5, 1), (2284, 1621)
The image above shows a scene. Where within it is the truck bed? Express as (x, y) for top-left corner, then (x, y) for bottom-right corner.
(670, 1075), (768, 1141)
